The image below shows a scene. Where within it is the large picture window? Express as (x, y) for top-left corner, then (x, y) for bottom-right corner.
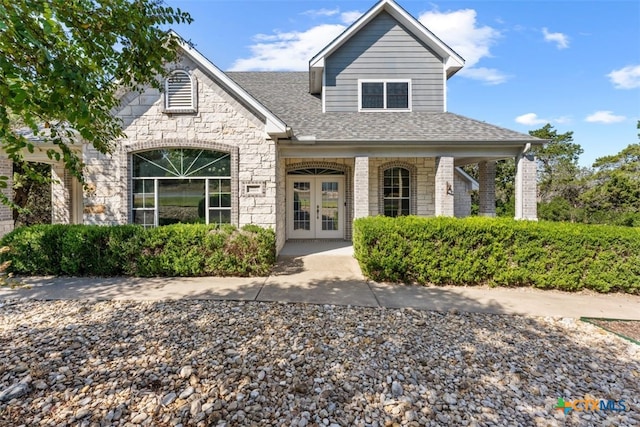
(132, 149), (231, 227)
(360, 80), (410, 111)
(382, 167), (410, 217)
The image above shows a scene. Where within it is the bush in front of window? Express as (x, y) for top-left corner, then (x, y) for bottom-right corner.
(0, 224), (276, 277)
(353, 216), (640, 294)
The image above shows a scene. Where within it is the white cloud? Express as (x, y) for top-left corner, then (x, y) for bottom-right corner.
(302, 8), (339, 18)
(515, 113), (548, 126)
(607, 65), (640, 89)
(340, 11), (362, 25)
(585, 111), (626, 124)
(230, 8), (362, 71)
(418, 9), (504, 84)
(230, 24), (346, 71)
(542, 28), (569, 49)
(460, 67), (509, 85)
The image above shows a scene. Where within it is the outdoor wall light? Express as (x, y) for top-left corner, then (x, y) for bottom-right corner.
(446, 181), (454, 195)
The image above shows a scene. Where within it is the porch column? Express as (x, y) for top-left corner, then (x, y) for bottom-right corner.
(354, 156), (370, 219)
(51, 165), (72, 224)
(0, 157), (14, 236)
(435, 156), (454, 217)
(515, 151), (537, 220)
(478, 160), (496, 217)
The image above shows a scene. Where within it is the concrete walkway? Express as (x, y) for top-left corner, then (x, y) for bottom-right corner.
(1, 241), (638, 320)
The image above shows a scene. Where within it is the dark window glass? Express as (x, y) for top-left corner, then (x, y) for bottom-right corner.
(387, 82), (409, 109)
(383, 167), (410, 217)
(362, 82), (384, 109)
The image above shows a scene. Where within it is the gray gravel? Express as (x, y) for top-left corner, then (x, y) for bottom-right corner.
(0, 299), (638, 426)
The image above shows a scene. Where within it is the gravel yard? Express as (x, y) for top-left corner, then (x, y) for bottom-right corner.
(0, 299), (638, 427)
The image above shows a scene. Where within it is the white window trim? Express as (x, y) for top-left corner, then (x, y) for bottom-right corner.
(358, 79), (412, 112)
(163, 69), (198, 114)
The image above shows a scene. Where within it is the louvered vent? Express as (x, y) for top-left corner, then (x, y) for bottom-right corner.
(166, 71), (193, 109)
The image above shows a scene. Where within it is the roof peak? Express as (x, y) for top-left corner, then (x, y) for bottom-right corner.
(308, 0), (465, 94)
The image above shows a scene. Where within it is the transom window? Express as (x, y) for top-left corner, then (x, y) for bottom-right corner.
(165, 70), (196, 112)
(132, 149), (231, 227)
(383, 167), (410, 217)
(360, 80), (411, 111)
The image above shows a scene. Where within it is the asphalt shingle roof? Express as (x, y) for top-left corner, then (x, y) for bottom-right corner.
(227, 72), (541, 144)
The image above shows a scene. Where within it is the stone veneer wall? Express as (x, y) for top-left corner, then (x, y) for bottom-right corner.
(369, 157), (436, 217)
(515, 152), (538, 220)
(82, 55), (277, 230)
(453, 172), (472, 218)
(51, 166), (72, 224)
(0, 157), (13, 236)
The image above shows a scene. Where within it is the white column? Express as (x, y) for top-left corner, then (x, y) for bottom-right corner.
(478, 160), (496, 217)
(51, 165), (71, 224)
(0, 157), (14, 236)
(354, 156), (369, 219)
(435, 156), (454, 217)
(515, 152), (538, 220)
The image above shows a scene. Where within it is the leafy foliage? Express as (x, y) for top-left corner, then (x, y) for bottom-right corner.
(0, 0), (192, 192)
(0, 224), (276, 277)
(529, 124), (585, 204)
(353, 216), (640, 294)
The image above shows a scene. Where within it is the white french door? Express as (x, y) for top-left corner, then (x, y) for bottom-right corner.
(287, 176), (344, 239)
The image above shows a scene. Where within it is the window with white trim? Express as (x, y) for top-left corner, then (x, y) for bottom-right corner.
(382, 167), (410, 217)
(132, 149), (231, 227)
(165, 70), (196, 112)
(359, 80), (411, 111)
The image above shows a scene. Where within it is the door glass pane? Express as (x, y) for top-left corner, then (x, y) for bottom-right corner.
(293, 182), (311, 231)
(158, 179), (205, 225)
(321, 181), (339, 231)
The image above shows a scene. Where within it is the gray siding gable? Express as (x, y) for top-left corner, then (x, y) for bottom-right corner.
(324, 11), (445, 112)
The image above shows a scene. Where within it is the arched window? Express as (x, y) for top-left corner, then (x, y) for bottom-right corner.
(165, 70), (196, 112)
(382, 167), (410, 217)
(132, 149), (231, 227)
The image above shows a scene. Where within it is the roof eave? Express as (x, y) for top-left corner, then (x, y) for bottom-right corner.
(170, 31), (289, 137)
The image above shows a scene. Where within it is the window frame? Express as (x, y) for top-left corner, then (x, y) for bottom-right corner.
(164, 69), (198, 113)
(131, 149), (232, 227)
(358, 79), (411, 112)
(381, 166), (411, 217)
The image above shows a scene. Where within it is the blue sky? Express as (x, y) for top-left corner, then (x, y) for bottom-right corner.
(165, 0), (640, 167)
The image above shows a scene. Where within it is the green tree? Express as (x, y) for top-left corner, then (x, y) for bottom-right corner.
(580, 122), (640, 224)
(0, 0), (192, 202)
(529, 124), (584, 204)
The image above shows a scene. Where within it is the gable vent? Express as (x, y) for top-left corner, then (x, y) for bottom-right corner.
(165, 70), (194, 110)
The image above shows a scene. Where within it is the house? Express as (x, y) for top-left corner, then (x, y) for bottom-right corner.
(1, 0), (542, 252)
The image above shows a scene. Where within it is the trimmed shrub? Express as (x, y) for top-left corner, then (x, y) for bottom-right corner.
(353, 216), (640, 294)
(0, 223), (276, 277)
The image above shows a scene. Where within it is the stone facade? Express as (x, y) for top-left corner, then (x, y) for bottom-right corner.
(353, 156), (369, 219)
(454, 172), (472, 218)
(0, 157), (13, 236)
(51, 165), (72, 224)
(82, 55), (277, 231)
(515, 152), (538, 220)
(478, 160), (496, 217)
(434, 156), (455, 217)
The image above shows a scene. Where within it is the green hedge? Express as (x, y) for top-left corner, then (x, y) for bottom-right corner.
(0, 223), (276, 277)
(353, 216), (640, 294)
